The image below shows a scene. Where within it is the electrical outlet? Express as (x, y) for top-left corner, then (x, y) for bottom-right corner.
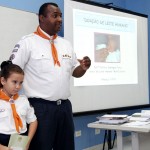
(75, 130), (81, 137)
(95, 128), (100, 135)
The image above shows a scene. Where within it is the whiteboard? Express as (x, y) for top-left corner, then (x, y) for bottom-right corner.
(0, 6), (38, 64)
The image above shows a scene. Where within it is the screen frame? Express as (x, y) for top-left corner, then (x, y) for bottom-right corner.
(64, 0), (149, 116)
(71, 0), (148, 18)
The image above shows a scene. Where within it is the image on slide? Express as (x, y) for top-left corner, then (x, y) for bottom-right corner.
(94, 33), (120, 63)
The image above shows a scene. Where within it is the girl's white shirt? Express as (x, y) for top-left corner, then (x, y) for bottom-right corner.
(0, 95), (36, 134)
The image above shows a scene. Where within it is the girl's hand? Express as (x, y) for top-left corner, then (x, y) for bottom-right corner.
(0, 144), (12, 150)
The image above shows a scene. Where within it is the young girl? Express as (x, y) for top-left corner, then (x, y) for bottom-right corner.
(0, 60), (37, 150)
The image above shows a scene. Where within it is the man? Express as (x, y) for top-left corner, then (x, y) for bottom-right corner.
(10, 2), (91, 150)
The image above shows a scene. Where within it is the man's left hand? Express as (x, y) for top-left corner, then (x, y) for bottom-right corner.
(78, 56), (91, 71)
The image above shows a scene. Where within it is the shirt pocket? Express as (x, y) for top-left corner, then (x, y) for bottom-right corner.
(0, 110), (8, 119)
(20, 109), (27, 116)
(18, 109), (27, 125)
(61, 54), (73, 73)
(0, 110), (9, 129)
(19, 109), (27, 120)
(30, 53), (54, 73)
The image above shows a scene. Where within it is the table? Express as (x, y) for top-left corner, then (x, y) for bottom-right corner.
(88, 121), (150, 150)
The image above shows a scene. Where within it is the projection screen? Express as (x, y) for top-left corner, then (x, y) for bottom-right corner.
(64, 0), (149, 114)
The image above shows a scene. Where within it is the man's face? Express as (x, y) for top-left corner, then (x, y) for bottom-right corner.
(40, 5), (62, 35)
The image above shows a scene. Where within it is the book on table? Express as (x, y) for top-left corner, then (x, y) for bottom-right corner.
(97, 114), (129, 125)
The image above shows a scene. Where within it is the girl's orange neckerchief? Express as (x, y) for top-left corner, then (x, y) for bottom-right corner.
(0, 89), (23, 133)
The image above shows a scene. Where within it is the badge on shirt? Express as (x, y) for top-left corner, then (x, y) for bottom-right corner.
(62, 54), (72, 59)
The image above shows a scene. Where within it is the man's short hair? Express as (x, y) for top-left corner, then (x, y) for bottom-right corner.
(39, 3), (58, 17)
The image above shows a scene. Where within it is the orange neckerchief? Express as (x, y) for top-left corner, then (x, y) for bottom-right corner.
(34, 26), (60, 67)
(0, 89), (23, 133)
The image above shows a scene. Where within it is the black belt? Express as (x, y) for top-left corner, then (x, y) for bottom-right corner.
(28, 98), (68, 106)
(50, 99), (65, 105)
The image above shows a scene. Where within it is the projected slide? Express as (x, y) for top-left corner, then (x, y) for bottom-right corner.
(73, 9), (137, 86)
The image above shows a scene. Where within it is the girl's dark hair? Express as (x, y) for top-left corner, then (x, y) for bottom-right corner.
(0, 60), (24, 87)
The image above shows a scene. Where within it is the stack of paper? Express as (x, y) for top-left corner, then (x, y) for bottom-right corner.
(100, 114), (128, 119)
(129, 117), (150, 122)
(130, 110), (150, 122)
(125, 121), (150, 126)
(131, 113), (141, 117)
(141, 110), (150, 118)
(97, 114), (129, 125)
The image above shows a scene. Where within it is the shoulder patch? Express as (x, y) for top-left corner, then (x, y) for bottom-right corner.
(12, 44), (20, 53)
(9, 54), (15, 61)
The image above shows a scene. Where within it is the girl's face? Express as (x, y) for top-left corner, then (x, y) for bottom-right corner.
(1, 73), (24, 97)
